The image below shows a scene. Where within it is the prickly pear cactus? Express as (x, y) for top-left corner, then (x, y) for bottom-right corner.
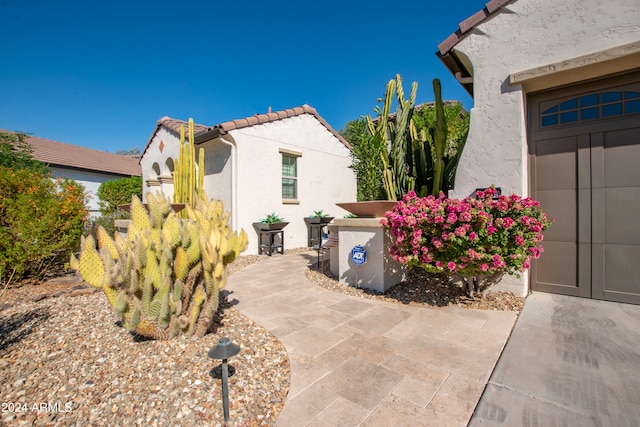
(70, 192), (248, 340)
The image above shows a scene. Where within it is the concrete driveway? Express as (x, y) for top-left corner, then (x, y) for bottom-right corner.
(470, 292), (640, 426)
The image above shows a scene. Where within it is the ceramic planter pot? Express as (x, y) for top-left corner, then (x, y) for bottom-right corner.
(253, 222), (289, 231)
(336, 201), (397, 218)
(305, 217), (335, 224)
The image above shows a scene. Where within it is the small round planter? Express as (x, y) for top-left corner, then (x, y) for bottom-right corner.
(336, 201), (397, 218)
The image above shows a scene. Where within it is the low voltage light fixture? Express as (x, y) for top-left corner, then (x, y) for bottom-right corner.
(208, 337), (241, 423)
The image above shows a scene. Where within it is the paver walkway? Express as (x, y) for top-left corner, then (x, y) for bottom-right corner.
(226, 251), (517, 426)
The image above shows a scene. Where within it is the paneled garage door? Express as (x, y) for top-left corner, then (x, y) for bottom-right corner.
(529, 71), (640, 304)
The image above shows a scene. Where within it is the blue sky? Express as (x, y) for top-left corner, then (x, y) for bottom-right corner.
(1, 0), (484, 153)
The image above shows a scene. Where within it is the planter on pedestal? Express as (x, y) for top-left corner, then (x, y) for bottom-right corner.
(252, 222), (288, 255)
(252, 222), (289, 231)
(304, 217), (334, 247)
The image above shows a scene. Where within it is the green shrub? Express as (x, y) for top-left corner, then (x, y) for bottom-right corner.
(0, 166), (88, 284)
(96, 176), (142, 218)
(0, 131), (49, 174)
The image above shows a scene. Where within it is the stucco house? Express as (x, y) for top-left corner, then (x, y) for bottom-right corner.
(140, 105), (357, 255)
(438, 0), (640, 303)
(5, 131), (141, 215)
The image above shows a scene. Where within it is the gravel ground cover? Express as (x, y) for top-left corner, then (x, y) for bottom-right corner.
(306, 259), (525, 312)
(0, 248), (522, 426)
(0, 254), (286, 427)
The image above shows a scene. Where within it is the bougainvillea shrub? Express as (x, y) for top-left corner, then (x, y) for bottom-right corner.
(381, 187), (552, 296)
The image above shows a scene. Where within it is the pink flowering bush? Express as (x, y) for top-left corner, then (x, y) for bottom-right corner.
(381, 187), (552, 296)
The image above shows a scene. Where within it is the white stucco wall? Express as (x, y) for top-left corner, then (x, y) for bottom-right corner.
(450, 0), (640, 200)
(50, 167), (134, 216)
(448, 0), (640, 294)
(201, 137), (233, 219)
(232, 114), (357, 254)
(140, 116), (357, 255)
(140, 127), (181, 201)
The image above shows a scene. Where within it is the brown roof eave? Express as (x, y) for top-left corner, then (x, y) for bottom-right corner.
(436, 50), (474, 97)
(50, 163), (141, 177)
(194, 127), (225, 144)
(436, 0), (516, 97)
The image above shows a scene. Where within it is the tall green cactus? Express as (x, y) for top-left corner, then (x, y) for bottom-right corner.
(431, 78), (447, 197)
(368, 75), (418, 201)
(173, 118), (204, 212)
(70, 192), (248, 340)
(369, 75), (468, 200)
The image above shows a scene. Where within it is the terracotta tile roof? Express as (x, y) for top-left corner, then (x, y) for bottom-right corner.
(154, 116), (210, 137)
(3, 130), (142, 176)
(141, 116), (211, 159)
(436, 0), (515, 95)
(437, 0), (515, 56)
(143, 105), (351, 157)
(208, 104), (351, 150)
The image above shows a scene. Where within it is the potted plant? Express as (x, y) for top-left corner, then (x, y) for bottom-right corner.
(304, 210), (335, 224)
(253, 212), (289, 230)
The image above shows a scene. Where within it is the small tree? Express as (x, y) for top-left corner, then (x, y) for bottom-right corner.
(91, 176), (142, 237)
(97, 176), (143, 218)
(0, 130), (49, 174)
(342, 118), (386, 201)
(115, 147), (141, 156)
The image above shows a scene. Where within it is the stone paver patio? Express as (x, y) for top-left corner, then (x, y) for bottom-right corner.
(226, 251), (517, 426)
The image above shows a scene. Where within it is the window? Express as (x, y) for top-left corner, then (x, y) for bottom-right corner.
(282, 155), (296, 198)
(541, 91), (640, 128)
(280, 149), (301, 201)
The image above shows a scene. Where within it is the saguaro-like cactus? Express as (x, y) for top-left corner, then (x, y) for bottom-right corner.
(370, 76), (467, 199)
(70, 192), (247, 340)
(431, 78), (448, 197)
(174, 118), (204, 211)
(368, 75), (418, 201)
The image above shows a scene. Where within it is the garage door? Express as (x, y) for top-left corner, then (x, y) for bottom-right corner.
(529, 71), (640, 304)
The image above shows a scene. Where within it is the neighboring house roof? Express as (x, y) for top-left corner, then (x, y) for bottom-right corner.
(142, 104), (351, 156)
(436, 0), (515, 95)
(7, 131), (141, 176)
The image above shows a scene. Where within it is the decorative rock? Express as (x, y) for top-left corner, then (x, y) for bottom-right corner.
(0, 273), (290, 426)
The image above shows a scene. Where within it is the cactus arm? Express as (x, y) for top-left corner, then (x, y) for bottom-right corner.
(198, 147), (204, 201)
(432, 78), (448, 196)
(443, 125), (469, 191)
(186, 285), (206, 336)
(78, 236), (105, 288)
(189, 119), (195, 206)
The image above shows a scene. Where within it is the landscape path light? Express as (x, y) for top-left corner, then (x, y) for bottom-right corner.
(208, 337), (241, 423)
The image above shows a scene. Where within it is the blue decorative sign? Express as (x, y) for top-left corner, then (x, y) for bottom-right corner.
(350, 245), (367, 266)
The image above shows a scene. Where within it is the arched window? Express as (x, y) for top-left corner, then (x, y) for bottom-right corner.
(152, 162), (161, 178)
(541, 91), (640, 127)
(166, 158), (175, 176)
